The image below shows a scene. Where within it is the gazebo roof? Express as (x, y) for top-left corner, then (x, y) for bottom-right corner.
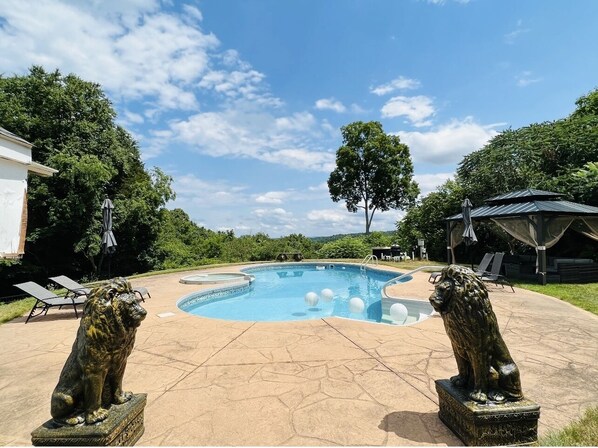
(447, 190), (598, 221)
(486, 189), (564, 204)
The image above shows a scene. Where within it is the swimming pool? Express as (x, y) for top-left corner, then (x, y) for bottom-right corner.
(177, 263), (433, 325)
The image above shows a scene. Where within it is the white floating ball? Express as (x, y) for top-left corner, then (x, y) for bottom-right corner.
(320, 288), (334, 302)
(349, 297), (365, 314)
(390, 303), (409, 324)
(304, 291), (319, 306)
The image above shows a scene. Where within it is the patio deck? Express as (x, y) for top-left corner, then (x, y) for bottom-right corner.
(1, 265), (597, 446)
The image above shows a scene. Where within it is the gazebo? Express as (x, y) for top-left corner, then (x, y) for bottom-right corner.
(446, 189), (598, 284)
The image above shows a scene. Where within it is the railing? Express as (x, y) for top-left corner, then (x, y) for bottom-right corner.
(360, 254), (378, 271)
(381, 265), (446, 298)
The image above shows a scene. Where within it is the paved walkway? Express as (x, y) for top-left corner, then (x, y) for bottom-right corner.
(1, 264), (597, 445)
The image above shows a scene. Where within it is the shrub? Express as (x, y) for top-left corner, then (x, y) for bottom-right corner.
(318, 237), (369, 259)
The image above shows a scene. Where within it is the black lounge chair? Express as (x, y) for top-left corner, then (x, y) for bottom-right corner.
(480, 252), (515, 292)
(49, 275), (151, 302)
(428, 252), (495, 284)
(49, 275), (90, 300)
(14, 281), (86, 323)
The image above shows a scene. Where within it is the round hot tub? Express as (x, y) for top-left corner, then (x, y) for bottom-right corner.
(180, 272), (254, 285)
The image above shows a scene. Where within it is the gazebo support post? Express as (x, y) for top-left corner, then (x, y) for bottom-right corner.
(446, 222), (453, 264)
(537, 214), (547, 285)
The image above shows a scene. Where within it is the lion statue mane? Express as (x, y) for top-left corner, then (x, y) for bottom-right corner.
(429, 264), (523, 403)
(51, 277), (147, 425)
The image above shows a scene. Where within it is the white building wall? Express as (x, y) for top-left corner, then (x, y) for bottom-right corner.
(0, 137), (32, 164)
(0, 159), (27, 257)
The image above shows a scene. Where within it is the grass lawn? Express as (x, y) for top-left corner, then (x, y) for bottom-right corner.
(512, 281), (598, 315)
(0, 297), (35, 324)
(540, 405), (598, 446)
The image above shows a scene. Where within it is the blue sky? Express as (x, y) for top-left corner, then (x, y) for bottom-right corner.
(1, 0), (597, 237)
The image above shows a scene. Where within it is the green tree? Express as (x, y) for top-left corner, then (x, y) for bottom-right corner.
(328, 121), (419, 234)
(458, 88), (598, 206)
(0, 66), (174, 285)
(401, 88), (598, 260)
(363, 231), (393, 248)
(318, 237), (369, 259)
(397, 180), (464, 261)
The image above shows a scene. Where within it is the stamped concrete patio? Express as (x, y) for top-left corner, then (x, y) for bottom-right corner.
(1, 264), (597, 446)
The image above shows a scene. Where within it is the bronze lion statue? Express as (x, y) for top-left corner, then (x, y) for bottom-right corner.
(51, 277), (147, 425)
(429, 265), (523, 403)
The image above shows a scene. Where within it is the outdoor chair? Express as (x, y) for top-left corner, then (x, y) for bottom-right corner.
(473, 252), (495, 276)
(49, 275), (91, 300)
(50, 275), (151, 302)
(479, 252), (515, 292)
(14, 281), (86, 323)
(428, 252), (494, 284)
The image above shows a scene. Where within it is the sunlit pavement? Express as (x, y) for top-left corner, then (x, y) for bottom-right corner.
(1, 264), (597, 445)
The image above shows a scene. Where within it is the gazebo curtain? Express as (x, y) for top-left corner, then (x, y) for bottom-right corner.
(491, 217), (538, 247)
(449, 221), (464, 262)
(491, 216), (576, 273)
(491, 216), (575, 249)
(574, 217), (598, 241)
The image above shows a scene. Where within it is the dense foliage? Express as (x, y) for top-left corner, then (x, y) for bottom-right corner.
(152, 208), (321, 269)
(398, 88), (598, 260)
(317, 237), (370, 259)
(328, 121), (419, 234)
(0, 67), (174, 290)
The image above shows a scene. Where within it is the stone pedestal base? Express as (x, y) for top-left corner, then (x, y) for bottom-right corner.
(436, 380), (540, 446)
(31, 393), (146, 446)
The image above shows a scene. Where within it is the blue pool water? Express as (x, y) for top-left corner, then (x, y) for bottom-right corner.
(177, 263), (415, 324)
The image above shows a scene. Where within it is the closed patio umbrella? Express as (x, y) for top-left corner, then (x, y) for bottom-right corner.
(462, 198), (477, 267)
(101, 198), (117, 277)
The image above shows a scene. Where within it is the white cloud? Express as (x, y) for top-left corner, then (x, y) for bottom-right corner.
(397, 117), (502, 165)
(314, 98), (346, 113)
(172, 174), (247, 205)
(381, 95), (435, 127)
(307, 208), (350, 224)
(253, 207), (292, 219)
(0, 0), (219, 111)
(182, 4), (203, 22)
(255, 191), (289, 204)
(504, 20), (530, 44)
(516, 71), (542, 87)
(370, 76), (421, 96)
(167, 108), (336, 171)
(275, 112), (316, 131)
(198, 66), (282, 106)
(252, 207), (296, 232)
(307, 205), (401, 234)
(414, 172), (455, 196)
(122, 110), (144, 124)
(308, 183), (329, 192)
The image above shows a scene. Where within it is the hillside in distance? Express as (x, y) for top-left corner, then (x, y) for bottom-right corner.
(309, 230), (397, 244)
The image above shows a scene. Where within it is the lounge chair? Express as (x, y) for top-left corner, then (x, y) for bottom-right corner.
(428, 253), (495, 284)
(479, 252), (515, 292)
(14, 281), (86, 323)
(49, 275), (90, 300)
(49, 275), (151, 302)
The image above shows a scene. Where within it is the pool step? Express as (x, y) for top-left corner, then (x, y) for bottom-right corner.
(380, 297), (434, 325)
